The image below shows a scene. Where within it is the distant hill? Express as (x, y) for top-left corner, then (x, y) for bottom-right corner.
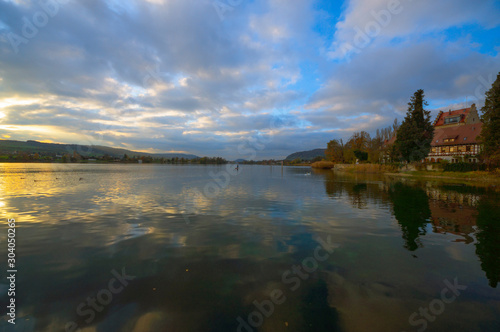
(0, 140), (199, 159)
(285, 148), (326, 161)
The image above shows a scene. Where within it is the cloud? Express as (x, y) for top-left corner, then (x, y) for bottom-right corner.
(329, 0), (500, 59)
(0, 0), (499, 159)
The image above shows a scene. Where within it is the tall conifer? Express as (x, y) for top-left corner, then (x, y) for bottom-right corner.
(395, 89), (434, 162)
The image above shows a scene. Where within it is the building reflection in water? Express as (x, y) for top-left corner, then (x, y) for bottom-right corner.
(323, 171), (500, 288)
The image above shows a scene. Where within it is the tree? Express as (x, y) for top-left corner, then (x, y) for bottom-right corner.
(345, 131), (371, 163)
(347, 131), (371, 151)
(392, 118), (400, 133)
(72, 151), (81, 162)
(353, 150), (368, 162)
(369, 131), (385, 163)
(394, 89), (434, 162)
(479, 72), (500, 163)
(325, 139), (345, 163)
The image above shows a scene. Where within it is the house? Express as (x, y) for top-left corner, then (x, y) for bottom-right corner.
(381, 135), (397, 163)
(425, 104), (482, 163)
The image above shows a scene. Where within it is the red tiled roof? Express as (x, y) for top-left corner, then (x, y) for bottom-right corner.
(434, 108), (470, 127)
(431, 123), (482, 146)
(383, 135), (397, 147)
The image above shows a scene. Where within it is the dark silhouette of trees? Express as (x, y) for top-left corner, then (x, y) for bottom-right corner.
(389, 182), (431, 251)
(475, 192), (500, 288)
(479, 72), (500, 164)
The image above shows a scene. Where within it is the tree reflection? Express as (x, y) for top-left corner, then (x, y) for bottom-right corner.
(475, 193), (500, 288)
(300, 279), (341, 331)
(323, 171), (388, 209)
(389, 182), (431, 251)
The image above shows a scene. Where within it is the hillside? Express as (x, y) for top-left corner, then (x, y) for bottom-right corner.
(285, 148), (326, 161)
(0, 140), (199, 159)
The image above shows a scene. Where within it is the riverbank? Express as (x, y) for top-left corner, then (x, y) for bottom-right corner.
(385, 170), (500, 185)
(331, 163), (500, 185)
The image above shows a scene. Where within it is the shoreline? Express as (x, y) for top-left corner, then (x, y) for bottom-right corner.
(330, 164), (500, 185)
(383, 171), (500, 185)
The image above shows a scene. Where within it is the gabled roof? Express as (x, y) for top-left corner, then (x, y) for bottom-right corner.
(433, 107), (470, 127)
(383, 135), (397, 148)
(431, 123), (482, 146)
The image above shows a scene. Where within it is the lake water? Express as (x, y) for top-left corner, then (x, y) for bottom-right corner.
(0, 163), (499, 332)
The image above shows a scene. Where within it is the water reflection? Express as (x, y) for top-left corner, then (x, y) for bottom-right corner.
(0, 164), (499, 331)
(388, 182), (431, 251)
(475, 194), (500, 288)
(323, 170), (500, 291)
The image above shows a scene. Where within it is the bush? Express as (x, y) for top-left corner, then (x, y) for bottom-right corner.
(443, 162), (487, 172)
(356, 164), (399, 173)
(413, 162), (427, 171)
(311, 161), (335, 169)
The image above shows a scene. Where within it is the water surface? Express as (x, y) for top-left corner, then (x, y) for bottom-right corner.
(0, 163), (499, 332)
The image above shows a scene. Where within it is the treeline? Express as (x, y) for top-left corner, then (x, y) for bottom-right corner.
(194, 157), (227, 164)
(0, 151), (227, 164)
(323, 89), (443, 164)
(0, 152), (53, 162)
(239, 159), (281, 165)
(324, 118), (400, 164)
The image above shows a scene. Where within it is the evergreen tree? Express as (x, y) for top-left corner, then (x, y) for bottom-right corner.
(479, 72), (500, 163)
(395, 89), (434, 162)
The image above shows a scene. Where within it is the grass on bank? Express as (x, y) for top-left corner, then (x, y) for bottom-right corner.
(311, 161), (335, 169)
(319, 161), (500, 184)
(390, 169), (500, 184)
(337, 163), (400, 173)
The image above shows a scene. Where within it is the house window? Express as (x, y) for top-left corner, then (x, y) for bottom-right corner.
(466, 146), (471, 152)
(444, 116), (460, 124)
(443, 147), (450, 153)
(463, 137), (467, 141)
(459, 146), (466, 152)
(450, 147), (455, 153)
(431, 147), (437, 153)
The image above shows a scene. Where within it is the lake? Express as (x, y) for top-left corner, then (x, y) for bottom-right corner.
(0, 163), (499, 332)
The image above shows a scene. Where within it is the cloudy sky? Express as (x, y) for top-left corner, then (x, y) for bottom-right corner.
(0, 0), (499, 159)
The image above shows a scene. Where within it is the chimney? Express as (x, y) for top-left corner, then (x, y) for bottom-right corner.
(448, 110), (451, 115)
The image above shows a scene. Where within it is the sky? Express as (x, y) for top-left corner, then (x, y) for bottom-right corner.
(0, 0), (499, 159)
